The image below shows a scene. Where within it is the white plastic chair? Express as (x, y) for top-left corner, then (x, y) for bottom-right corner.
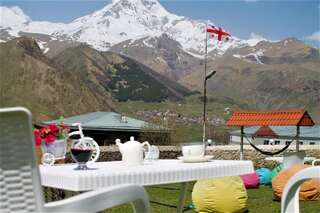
(0, 107), (150, 213)
(281, 166), (320, 213)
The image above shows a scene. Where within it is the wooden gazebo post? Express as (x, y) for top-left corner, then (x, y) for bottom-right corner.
(296, 125), (300, 151)
(240, 126), (244, 160)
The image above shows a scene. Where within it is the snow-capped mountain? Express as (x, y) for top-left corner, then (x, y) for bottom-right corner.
(0, 6), (31, 38)
(0, 0), (263, 55)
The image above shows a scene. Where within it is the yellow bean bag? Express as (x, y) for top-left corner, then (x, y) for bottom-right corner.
(272, 164), (320, 201)
(192, 176), (248, 213)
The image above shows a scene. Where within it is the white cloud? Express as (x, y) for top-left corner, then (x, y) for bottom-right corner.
(305, 31), (320, 41)
(249, 32), (267, 40)
(243, 32), (268, 46)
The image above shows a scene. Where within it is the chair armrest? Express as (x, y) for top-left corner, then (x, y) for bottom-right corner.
(44, 184), (149, 213)
(281, 166), (320, 213)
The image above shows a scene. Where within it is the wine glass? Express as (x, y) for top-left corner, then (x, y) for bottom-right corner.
(70, 139), (94, 170)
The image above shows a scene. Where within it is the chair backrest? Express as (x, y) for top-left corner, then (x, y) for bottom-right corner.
(283, 151), (306, 169)
(281, 166), (320, 213)
(0, 107), (44, 212)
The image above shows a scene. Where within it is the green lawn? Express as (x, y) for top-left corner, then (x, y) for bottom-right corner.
(106, 183), (320, 213)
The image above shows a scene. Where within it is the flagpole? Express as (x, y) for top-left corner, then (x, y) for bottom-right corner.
(202, 22), (208, 146)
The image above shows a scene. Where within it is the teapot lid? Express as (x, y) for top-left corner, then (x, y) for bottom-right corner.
(128, 136), (138, 142)
(123, 136), (141, 146)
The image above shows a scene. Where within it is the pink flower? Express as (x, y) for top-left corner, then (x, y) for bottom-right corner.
(48, 124), (59, 134)
(44, 134), (56, 144)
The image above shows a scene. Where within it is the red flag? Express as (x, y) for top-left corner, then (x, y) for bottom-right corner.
(207, 25), (231, 42)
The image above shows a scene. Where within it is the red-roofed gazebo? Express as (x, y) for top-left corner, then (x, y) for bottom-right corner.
(227, 109), (315, 159)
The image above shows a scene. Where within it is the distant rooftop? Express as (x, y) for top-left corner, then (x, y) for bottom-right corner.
(231, 125), (320, 140)
(43, 112), (150, 131)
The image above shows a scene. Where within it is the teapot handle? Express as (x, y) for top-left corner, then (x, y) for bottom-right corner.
(142, 141), (151, 159)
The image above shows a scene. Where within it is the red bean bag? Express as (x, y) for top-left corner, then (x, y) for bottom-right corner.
(240, 172), (260, 189)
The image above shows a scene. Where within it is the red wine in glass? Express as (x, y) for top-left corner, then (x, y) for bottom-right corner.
(71, 148), (93, 170)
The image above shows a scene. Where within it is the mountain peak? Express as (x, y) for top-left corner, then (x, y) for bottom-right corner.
(112, 0), (160, 8)
(104, 0), (169, 18)
(0, 6), (31, 33)
(0, 6), (31, 21)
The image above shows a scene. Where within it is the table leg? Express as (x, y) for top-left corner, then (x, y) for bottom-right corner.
(177, 182), (189, 213)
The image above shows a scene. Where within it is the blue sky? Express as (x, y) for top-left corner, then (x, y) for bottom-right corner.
(1, 0), (319, 47)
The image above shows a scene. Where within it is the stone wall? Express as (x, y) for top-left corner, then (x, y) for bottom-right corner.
(94, 145), (319, 169)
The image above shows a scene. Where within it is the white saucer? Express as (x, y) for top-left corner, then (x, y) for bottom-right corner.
(178, 155), (213, 163)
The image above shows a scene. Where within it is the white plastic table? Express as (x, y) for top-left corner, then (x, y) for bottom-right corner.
(40, 160), (254, 212)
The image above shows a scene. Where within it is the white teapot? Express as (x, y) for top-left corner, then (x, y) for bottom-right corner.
(116, 136), (150, 166)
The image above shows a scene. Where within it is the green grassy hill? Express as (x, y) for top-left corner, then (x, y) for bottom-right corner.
(0, 37), (113, 121)
(54, 45), (192, 102)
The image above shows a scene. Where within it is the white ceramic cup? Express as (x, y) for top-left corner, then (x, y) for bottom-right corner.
(182, 144), (204, 157)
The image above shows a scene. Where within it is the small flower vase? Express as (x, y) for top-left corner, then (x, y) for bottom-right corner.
(42, 139), (67, 163)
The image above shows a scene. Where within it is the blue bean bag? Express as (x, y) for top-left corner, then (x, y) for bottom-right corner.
(256, 168), (271, 185)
